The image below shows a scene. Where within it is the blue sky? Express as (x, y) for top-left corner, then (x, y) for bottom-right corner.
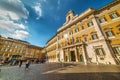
(0, 0), (114, 47)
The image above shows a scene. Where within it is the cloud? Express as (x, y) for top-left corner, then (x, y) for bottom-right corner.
(43, 0), (46, 2)
(0, 0), (29, 40)
(0, 0), (29, 20)
(10, 30), (29, 39)
(33, 3), (42, 19)
(0, 20), (25, 31)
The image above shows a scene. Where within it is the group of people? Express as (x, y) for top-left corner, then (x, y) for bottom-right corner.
(19, 60), (31, 70)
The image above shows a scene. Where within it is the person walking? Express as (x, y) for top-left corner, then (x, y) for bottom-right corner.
(19, 60), (23, 67)
(25, 60), (30, 70)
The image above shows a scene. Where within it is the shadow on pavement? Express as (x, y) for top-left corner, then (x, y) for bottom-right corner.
(42, 72), (120, 80)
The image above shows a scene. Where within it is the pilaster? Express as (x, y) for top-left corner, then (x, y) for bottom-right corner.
(82, 45), (87, 65)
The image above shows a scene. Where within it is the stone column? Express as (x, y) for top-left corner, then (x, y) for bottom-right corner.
(75, 46), (79, 62)
(67, 48), (70, 62)
(82, 45), (87, 65)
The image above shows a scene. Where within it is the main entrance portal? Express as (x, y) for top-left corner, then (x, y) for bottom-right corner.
(70, 51), (76, 61)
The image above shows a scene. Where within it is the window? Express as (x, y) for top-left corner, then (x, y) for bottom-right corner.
(0, 54), (3, 56)
(62, 35), (64, 38)
(15, 46), (18, 48)
(87, 21), (93, 27)
(4, 54), (8, 56)
(113, 47), (120, 55)
(10, 49), (12, 52)
(99, 17), (106, 23)
(109, 12), (119, 19)
(70, 37), (74, 44)
(57, 36), (60, 40)
(81, 26), (84, 29)
(105, 31), (114, 37)
(117, 25), (120, 31)
(95, 48), (104, 55)
(68, 16), (70, 21)
(75, 28), (79, 33)
(84, 36), (88, 42)
(91, 34), (98, 40)
(69, 30), (73, 35)
(76, 37), (81, 43)
(1, 48), (4, 51)
(5, 48), (8, 52)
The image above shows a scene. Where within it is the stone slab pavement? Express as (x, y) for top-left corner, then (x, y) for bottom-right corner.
(0, 63), (120, 80)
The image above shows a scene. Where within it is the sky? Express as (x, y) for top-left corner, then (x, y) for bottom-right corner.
(0, 0), (114, 47)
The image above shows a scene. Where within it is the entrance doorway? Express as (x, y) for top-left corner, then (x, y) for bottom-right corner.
(70, 51), (76, 61)
(80, 55), (84, 62)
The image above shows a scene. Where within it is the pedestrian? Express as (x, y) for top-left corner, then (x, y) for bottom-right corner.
(25, 60), (30, 70)
(0, 60), (2, 72)
(19, 60), (23, 67)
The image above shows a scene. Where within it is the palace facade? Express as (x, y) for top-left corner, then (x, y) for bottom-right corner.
(0, 36), (44, 62)
(46, 0), (120, 65)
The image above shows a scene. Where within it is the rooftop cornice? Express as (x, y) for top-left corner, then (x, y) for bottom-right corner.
(95, 0), (120, 14)
(46, 33), (57, 44)
(57, 8), (95, 33)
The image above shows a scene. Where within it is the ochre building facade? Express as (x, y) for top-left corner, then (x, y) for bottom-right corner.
(0, 36), (44, 62)
(46, 0), (120, 65)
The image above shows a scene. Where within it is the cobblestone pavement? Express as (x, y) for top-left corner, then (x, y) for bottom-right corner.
(0, 63), (120, 80)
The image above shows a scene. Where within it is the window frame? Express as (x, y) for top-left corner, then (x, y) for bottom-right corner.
(76, 37), (81, 43)
(99, 17), (106, 23)
(105, 31), (114, 37)
(113, 46), (120, 55)
(87, 21), (93, 27)
(91, 34), (98, 40)
(95, 48), (105, 56)
(69, 30), (73, 35)
(109, 12), (119, 19)
(81, 26), (84, 30)
(75, 28), (79, 33)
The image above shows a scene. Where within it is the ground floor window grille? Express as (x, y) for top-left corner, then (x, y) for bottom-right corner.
(95, 48), (105, 55)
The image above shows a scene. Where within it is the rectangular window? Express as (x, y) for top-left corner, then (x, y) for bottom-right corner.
(109, 12), (119, 19)
(87, 22), (93, 27)
(62, 35), (64, 38)
(5, 48), (8, 52)
(105, 31), (114, 37)
(69, 30), (73, 35)
(113, 47), (120, 55)
(76, 37), (81, 43)
(70, 37), (74, 44)
(4, 54), (8, 56)
(0, 54), (3, 56)
(84, 36), (88, 42)
(10, 49), (12, 52)
(92, 34), (98, 40)
(95, 48), (104, 55)
(99, 17), (106, 23)
(117, 25), (120, 31)
(81, 26), (84, 29)
(75, 28), (79, 33)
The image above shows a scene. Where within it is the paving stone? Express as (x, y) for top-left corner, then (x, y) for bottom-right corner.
(0, 63), (120, 80)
